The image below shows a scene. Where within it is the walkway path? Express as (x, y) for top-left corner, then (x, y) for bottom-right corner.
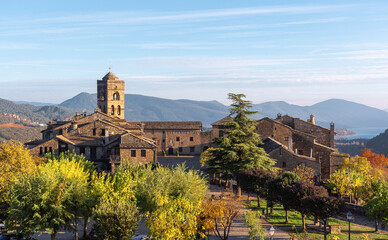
(207, 184), (290, 240)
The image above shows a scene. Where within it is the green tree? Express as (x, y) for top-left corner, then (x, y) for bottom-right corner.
(48, 151), (100, 240)
(93, 199), (139, 240)
(6, 158), (88, 240)
(267, 172), (300, 223)
(282, 181), (328, 230)
(303, 196), (345, 240)
(237, 169), (276, 207)
(117, 164), (208, 240)
(365, 180), (388, 226)
(208, 93), (277, 195)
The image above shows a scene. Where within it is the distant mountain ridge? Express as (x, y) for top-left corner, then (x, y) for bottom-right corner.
(3, 93), (388, 130)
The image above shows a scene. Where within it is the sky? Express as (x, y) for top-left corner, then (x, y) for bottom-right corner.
(1, 0), (388, 109)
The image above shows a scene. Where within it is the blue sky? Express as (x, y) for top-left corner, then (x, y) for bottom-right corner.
(1, 0), (388, 109)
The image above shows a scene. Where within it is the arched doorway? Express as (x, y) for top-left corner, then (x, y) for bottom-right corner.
(168, 148), (174, 155)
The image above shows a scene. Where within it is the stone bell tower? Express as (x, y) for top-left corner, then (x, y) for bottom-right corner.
(97, 72), (125, 119)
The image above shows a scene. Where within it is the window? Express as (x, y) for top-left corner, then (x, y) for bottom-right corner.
(219, 130), (224, 138)
(190, 137), (194, 141)
(131, 150), (136, 157)
(283, 161), (286, 168)
(117, 105), (121, 115)
(190, 147), (195, 152)
(113, 92), (120, 100)
(141, 150), (146, 157)
(111, 105), (115, 115)
(44, 147), (48, 153)
(279, 148), (283, 155)
(284, 137), (289, 141)
(298, 149), (304, 155)
(40, 147), (43, 155)
(93, 128), (96, 136)
(80, 147), (85, 155)
(179, 147), (183, 152)
(49, 147), (52, 153)
(162, 139), (165, 143)
(176, 137), (180, 141)
(101, 129), (105, 136)
(90, 147), (96, 159)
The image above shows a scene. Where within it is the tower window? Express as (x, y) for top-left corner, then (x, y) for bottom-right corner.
(113, 92), (120, 100)
(117, 105), (121, 115)
(176, 137), (180, 141)
(190, 137), (194, 141)
(101, 129), (105, 136)
(111, 105), (115, 115)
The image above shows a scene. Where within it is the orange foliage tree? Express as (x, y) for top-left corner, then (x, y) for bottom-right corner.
(360, 148), (388, 170)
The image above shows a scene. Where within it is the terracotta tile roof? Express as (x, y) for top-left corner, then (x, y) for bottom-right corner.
(211, 116), (233, 126)
(142, 121), (202, 130)
(102, 72), (119, 81)
(120, 132), (157, 148)
(262, 137), (316, 161)
(56, 135), (76, 145)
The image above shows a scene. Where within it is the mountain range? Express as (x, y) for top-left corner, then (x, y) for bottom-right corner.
(2, 92), (388, 130)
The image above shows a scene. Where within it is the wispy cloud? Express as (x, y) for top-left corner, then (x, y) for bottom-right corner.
(0, 42), (41, 50)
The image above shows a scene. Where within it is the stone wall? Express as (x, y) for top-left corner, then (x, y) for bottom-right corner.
(255, 119), (293, 149)
(143, 130), (212, 155)
(269, 146), (321, 176)
(120, 148), (156, 165)
(30, 138), (58, 156)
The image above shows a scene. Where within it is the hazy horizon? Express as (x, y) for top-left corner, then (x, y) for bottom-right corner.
(2, 0), (388, 109)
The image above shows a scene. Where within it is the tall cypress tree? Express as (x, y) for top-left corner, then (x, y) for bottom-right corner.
(210, 93), (277, 186)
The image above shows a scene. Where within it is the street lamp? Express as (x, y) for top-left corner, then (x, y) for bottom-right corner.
(268, 225), (275, 240)
(346, 211), (353, 240)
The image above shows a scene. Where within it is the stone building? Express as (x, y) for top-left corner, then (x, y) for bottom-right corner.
(255, 114), (347, 180)
(26, 72), (345, 177)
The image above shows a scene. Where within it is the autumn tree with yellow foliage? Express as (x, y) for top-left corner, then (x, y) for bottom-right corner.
(0, 141), (37, 203)
(328, 156), (373, 204)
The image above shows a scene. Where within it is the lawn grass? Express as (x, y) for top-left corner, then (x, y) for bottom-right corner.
(246, 199), (388, 240)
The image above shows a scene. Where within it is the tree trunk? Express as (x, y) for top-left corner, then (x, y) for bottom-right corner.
(237, 185), (241, 197)
(257, 194), (261, 208)
(285, 209), (289, 223)
(302, 214), (306, 231)
(314, 216), (318, 225)
(51, 231), (56, 240)
(83, 217), (88, 239)
(212, 173), (216, 183)
(74, 221), (79, 240)
(323, 220), (328, 240)
(375, 220), (379, 232)
(218, 173), (222, 186)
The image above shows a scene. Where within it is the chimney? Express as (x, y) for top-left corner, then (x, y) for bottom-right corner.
(71, 121), (78, 130)
(309, 114), (315, 124)
(141, 123), (145, 133)
(330, 122), (335, 148)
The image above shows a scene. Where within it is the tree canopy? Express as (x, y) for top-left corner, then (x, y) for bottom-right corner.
(207, 93), (277, 180)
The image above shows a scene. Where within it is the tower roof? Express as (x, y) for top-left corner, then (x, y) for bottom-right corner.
(102, 72), (119, 81)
